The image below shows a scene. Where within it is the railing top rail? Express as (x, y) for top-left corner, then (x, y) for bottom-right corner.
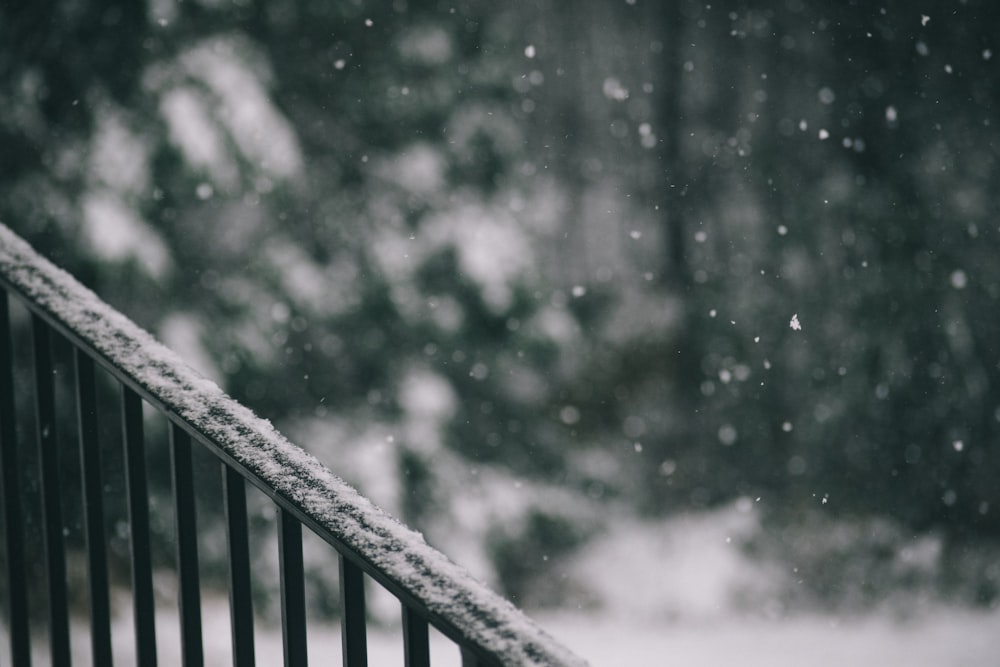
(0, 223), (587, 667)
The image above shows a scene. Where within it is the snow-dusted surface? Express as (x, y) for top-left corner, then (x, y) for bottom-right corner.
(0, 223), (586, 666)
(541, 608), (1000, 667)
(544, 508), (999, 666)
(13, 597), (997, 667)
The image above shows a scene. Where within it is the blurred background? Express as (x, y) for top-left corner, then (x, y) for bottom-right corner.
(2, 0), (999, 662)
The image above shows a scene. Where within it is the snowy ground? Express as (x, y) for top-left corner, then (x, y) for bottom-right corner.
(9, 504), (999, 666)
(541, 609), (1000, 667)
(14, 599), (998, 666)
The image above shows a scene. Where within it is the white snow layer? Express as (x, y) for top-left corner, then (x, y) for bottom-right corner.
(0, 223), (587, 667)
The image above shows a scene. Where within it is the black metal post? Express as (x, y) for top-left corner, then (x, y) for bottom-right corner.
(279, 508), (308, 667)
(402, 605), (430, 667)
(171, 424), (204, 667)
(32, 315), (71, 667)
(0, 290), (32, 667)
(224, 464), (256, 666)
(461, 647), (482, 667)
(340, 555), (368, 667)
(76, 350), (114, 667)
(122, 386), (158, 666)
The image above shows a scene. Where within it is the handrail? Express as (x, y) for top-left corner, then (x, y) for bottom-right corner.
(0, 222), (587, 667)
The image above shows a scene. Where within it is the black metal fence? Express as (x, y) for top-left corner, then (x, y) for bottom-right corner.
(0, 224), (587, 667)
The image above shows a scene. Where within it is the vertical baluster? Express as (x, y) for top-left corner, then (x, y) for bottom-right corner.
(76, 351), (113, 666)
(223, 465), (255, 666)
(460, 647), (481, 667)
(339, 555), (367, 667)
(0, 291), (31, 666)
(32, 315), (71, 667)
(122, 386), (158, 666)
(401, 606), (430, 667)
(171, 424), (203, 667)
(278, 508), (307, 667)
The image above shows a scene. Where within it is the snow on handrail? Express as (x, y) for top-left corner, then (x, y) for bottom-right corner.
(0, 222), (587, 667)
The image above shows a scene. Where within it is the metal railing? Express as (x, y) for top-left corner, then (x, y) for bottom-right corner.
(0, 223), (587, 667)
